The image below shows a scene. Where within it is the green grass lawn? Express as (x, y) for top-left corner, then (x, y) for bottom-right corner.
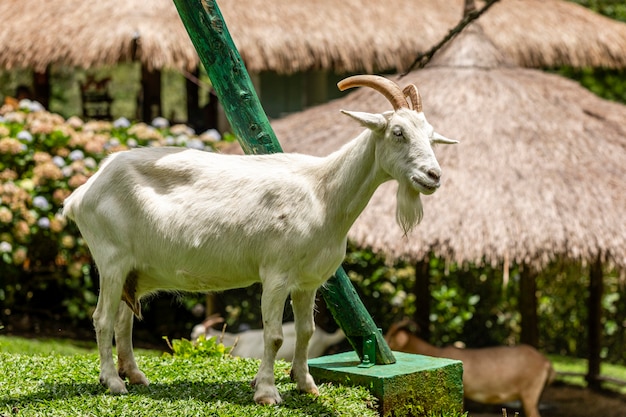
(0, 336), (378, 417)
(2, 336), (625, 416)
(549, 354), (626, 395)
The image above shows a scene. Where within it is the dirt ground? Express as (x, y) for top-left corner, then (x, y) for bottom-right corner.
(468, 383), (626, 417)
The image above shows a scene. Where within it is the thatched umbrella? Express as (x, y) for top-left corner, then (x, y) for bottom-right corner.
(266, 25), (626, 273)
(260, 24), (625, 382)
(2, 0), (626, 73)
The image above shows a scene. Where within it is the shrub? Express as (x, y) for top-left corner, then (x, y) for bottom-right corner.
(0, 100), (221, 323)
(163, 334), (233, 359)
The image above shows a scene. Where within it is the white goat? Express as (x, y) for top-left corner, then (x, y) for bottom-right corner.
(191, 316), (345, 360)
(385, 320), (555, 417)
(63, 75), (456, 405)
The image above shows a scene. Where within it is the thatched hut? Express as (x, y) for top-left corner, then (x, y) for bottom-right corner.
(268, 25), (626, 271)
(3, 0), (626, 119)
(257, 24), (626, 384)
(3, 0), (626, 72)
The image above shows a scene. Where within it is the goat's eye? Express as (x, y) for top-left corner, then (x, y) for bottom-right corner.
(392, 127), (404, 140)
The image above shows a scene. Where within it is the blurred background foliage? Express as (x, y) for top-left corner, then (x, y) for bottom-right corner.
(559, 0), (626, 103)
(0, 0), (624, 369)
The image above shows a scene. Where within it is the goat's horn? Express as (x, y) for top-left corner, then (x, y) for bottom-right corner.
(402, 84), (423, 112)
(337, 75), (408, 110)
(202, 314), (224, 328)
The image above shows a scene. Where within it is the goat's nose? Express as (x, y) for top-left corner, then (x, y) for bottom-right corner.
(427, 167), (441, 182)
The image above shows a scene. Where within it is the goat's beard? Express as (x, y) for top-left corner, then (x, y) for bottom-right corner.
(396, 182), (423, 236)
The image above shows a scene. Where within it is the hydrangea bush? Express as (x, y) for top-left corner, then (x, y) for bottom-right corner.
(0, 100), (222, 322)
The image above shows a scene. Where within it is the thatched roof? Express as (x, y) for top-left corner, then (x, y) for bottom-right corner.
(0, 0), (197, 72)
(2, 0), (626, 72)
(260, 25), (626, 270)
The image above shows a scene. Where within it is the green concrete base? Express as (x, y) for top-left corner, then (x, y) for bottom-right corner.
(308, 351), (464, 417)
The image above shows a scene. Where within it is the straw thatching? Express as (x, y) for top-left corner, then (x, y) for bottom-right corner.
(260, 25), (626, 271)
(2, 0), (626, 73)
(0, 0), (197, 72)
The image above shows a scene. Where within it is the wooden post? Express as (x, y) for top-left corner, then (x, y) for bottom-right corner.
(140, 65), (162, 122)
(173, 0), (395, 365)
(413, 258), (431, 340)
(32, 67), (50, 109)
(519, 268), (539, 347)
(587, 256), (603, 390)
(186, 67), (200, 125)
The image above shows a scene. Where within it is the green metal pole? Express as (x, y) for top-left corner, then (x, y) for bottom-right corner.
(173, 0), (395, 365)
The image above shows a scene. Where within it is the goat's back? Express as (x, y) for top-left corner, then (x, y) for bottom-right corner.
(62, 147), (346, 295)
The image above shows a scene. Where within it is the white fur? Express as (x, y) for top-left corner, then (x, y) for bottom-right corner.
(63, 106), (454, 404)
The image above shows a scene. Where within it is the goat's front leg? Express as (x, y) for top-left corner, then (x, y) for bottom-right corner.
(93, 276), (127, 394)
(115, 303), (148, 386)
(290, 289), (319, 395)
(253, 279), (290, 405)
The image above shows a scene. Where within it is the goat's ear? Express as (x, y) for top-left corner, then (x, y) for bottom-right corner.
(432, 131), (459, 145)
(341, 110), (387, 131)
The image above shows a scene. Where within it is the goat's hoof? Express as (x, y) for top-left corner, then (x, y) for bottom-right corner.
(253, 386), (282, 405)
(126, 370), (149, 386)
(297, 374), (319, 396)
(101, 376), (128, 394)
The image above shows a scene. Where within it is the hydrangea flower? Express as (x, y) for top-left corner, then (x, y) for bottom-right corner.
(0, 241), (12, 253)
(151, 117), (169, 129)
(69, 149), (85, 161)
(52, 156), (66, 167)
(17, 99), (44, 112)
(37, 217), (51, 229)
(106, 138), (120, 149)
(0, 206), (12, 223)
(113, 117), (131, 129)
(17, 130), (33, 142)
(202, 129), (222, 142)
(171, 124), (195, 136)
(84, 157), (97, 169)
(33, 196), (51, 210)
(28, 101), (45, 112)
(0, 105), (223, 322)
(18, 99), (33, 111)
(176, 135), (189, 146)
(186, 139), (205, 150)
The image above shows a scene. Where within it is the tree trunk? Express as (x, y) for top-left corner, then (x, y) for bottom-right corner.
(519, 268), (538, 347)
(32, 67), (50, 109)
(413, 258), (431, 339)
(186, 67), (200, 127)
(140, 65), (162, 122)
(586, 256), (604, 390)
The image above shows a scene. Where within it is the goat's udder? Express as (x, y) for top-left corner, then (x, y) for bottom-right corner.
(122, 270), (142, 319)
